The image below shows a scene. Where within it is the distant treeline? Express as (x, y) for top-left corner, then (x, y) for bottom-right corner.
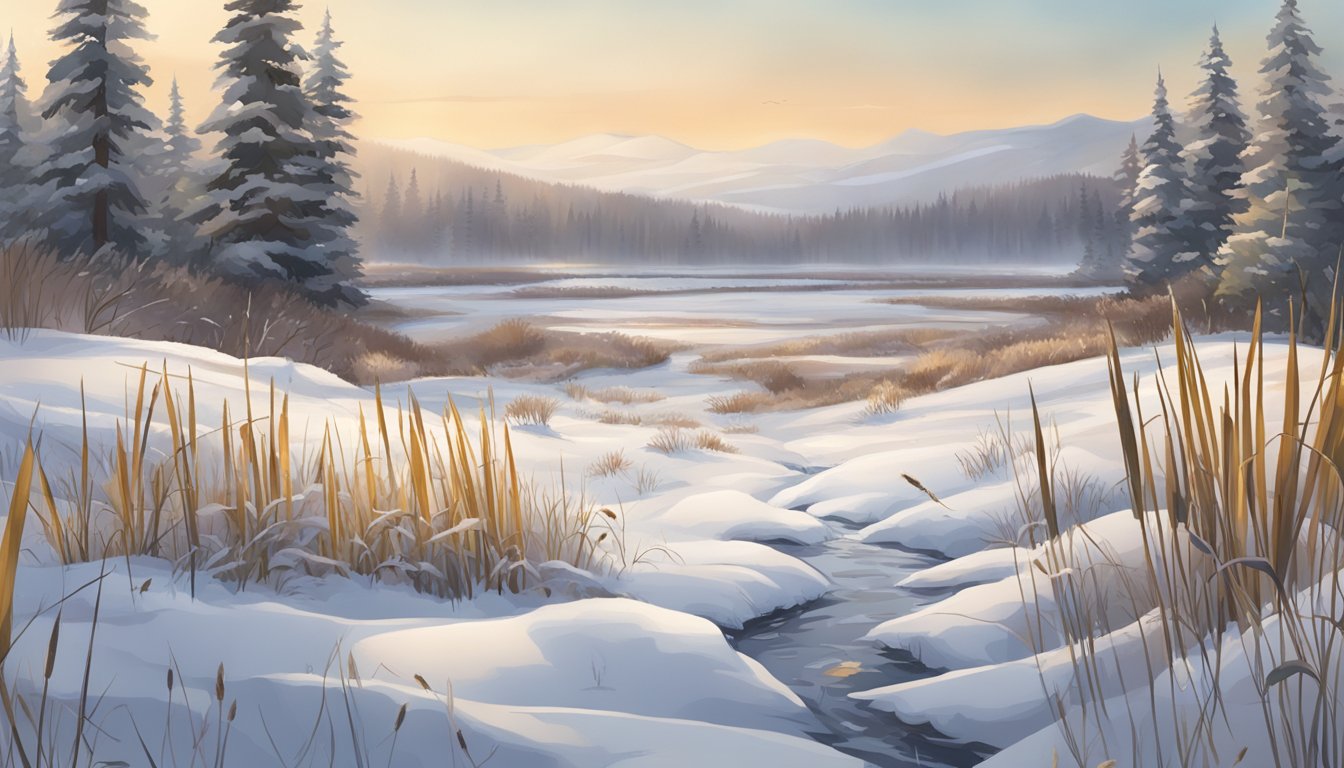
(358, 145), (1118, 266)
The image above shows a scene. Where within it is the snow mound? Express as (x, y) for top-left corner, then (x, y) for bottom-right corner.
(655, 489), (834, 545)
(352, 597), (815, 734)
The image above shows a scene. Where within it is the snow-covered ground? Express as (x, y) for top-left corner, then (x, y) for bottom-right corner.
(1, 277), (1308, 767)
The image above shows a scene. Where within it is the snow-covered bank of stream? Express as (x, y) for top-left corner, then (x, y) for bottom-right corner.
(2, 279), (1309, 767)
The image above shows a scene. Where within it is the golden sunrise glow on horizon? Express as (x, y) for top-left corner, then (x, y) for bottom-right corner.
(4, 0), (1344, 151)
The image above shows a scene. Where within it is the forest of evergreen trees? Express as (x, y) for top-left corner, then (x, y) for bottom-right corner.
(359, 142), (1120, 266)
(1118, 2), (1344, 335)
(0, 0), (1341, 322)
(0, 0), (363, 306)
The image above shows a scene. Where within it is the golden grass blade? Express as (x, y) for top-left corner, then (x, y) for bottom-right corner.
(0, 443), (33, 656)
(1029, 384), (1058, 540)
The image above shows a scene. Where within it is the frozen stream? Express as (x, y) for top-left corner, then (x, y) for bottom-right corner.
(729, 521), (993, 768)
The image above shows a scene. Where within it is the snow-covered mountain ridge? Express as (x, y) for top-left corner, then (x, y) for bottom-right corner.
(376, 113), (1151, 213)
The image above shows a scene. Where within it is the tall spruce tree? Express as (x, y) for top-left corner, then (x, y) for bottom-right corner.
(1217, 0), (1343, 330)
(1126, 73), (1199, 291)
(404, 168), (424, 250)
(38, 0), (156, 256)
(152, 78), (206, 262)
(381, 173), (402, 250)
(1185, 25), (1251, 260)
(198, 0), (335, 301)
(0, 34), (35, 243)
(303, 10), (363, 304)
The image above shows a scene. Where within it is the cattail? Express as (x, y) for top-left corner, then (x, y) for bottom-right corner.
(167, 667), (174, 692)
(43, 617), (60, 680)
(139, 578), (152, 594)
(394, 703), (407, 732)
(227, 700), (237, 722)
(215, 663), (225, 702)
(413, 674), (431, 691)
(601, 508), (617, 521)
(456, 730), (469, 752)
(595, 532), (608, 544)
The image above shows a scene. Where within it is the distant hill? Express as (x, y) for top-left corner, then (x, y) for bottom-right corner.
(372, 114), (1149, 215)
(354, 143), (1119, 267)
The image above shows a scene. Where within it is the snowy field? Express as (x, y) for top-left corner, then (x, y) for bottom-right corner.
(3, 272), (1301, 767)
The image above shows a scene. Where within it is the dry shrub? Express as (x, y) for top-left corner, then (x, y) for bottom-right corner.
(722, 421), (760, 435)
(351, 351), (419, 384)
(647, 427), (736, 455)
(564, 382), (663, 405)
(706, 391), (771, 414)
(460, 319), (548, 367)
(596, 411), (643, 426)
(0, 242), (431, 384)
(863, 380), (905, 416)
(648, 414), (700, 429)
(693, 431), (738, 454)
(505, 395), (560, 426)
(587, 450), (633, 478)
(697, 327), (956, 363)
(434, 324), (674, 379)
(647, 427), (695, 454)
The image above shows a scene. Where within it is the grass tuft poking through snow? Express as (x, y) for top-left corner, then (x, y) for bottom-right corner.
(862, 380), (905, 417)
(505, 395), (561, 427)
(646, 427), (738, 455)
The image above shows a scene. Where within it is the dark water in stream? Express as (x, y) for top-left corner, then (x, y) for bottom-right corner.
(729, 530), (996, 768)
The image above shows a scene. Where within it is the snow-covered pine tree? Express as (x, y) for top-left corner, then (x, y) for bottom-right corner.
(149, 78), (208, 263)
(381, 173), (402, 250)
(1113, 135), (1142, 248)
(1185, 25), (1251, 261)
(1216, 0), (1343, 330)
(1125, 73), (1198, 292)
(0, 35), (36, 244)
(198, 0), (338, 303)
(404, 168), (424, 250)
(37, 0), (156, 256)
(303, 10), (363, 304)
(1075, 181), (1100, 274)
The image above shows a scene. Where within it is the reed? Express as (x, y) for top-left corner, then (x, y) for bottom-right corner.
(1022, 298), (1344, 767)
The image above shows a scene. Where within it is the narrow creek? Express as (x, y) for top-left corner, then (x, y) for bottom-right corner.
(728, 525), (994, 768)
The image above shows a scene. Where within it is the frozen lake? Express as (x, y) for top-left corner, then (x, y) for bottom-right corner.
(370, 268), (1119, 350)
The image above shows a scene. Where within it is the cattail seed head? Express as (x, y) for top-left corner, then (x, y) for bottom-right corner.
(167, 667), (174, 692)
(413, 674), (431, 691)
(215, 663), (226, 702)
(394, 703), (407, 732)
(228, 700), (237, 722)
(44, 618), (60, 680)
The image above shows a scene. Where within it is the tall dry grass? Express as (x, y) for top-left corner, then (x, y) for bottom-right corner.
(1020, 300), (1344, 767)
(24, 367), (600, 601)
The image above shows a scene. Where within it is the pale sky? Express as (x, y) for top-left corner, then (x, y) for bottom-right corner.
(4, 0), (1344, 150)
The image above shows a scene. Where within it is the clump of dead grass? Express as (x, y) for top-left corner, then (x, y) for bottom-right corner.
(432, 322), (675, 380)
(587, 450), (633, 478)
(863, 380), (905, 416)
(21, 368), (603, 601)
(646, 427), (737, 455)
(706, 391), (771, 414)
(564, 382), (664, 405)
(505, 395), (561, 427)
(351, 351), (420, 384)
